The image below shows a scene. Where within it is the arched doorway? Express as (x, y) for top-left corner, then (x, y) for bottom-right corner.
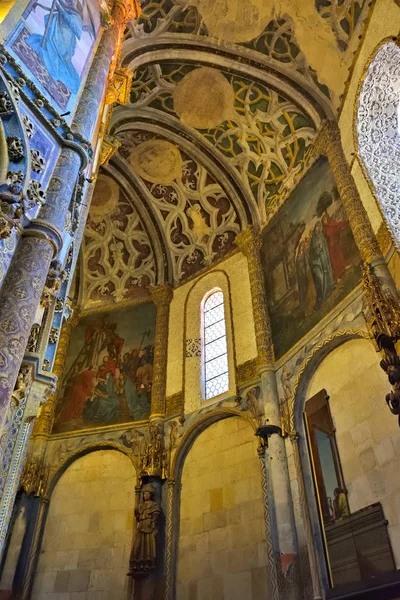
(32, 449), (135, 598)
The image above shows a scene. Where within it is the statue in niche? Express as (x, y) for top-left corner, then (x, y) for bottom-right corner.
(129, 484), (161, 576)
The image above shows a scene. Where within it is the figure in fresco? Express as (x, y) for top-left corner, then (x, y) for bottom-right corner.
(26, 0), (95, 93)
(295, 240), (308, 308)
(322, 212), (347, 283)
(53, 306), (156, 432)
(57, 365), (95, 422)
(309, 220), (334, 307)
(129, 485), (161, 575)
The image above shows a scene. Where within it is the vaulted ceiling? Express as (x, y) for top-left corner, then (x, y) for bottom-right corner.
(78, 0), (371, 310)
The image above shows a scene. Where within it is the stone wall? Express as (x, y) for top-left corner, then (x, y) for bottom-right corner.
(177, 416), (269, 600)
(307, 338), (400, 565)
(166, 252), (257, 408)
(32, 450), (135, 600)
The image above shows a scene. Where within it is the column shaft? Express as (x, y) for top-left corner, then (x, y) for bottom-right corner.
(235, 226), (274, 367)
(151, 285), (173, 417)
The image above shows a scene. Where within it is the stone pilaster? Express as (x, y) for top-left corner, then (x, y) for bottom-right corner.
(151, 284), (173, 418)
(235, 226), (274, 369)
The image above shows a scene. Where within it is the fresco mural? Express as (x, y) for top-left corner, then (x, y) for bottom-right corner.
(261, 157), (361, 358)
(53, 303), (156, 433)
(6, 0), (102, 112)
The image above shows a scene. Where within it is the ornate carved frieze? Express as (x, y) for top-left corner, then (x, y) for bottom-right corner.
(99, 134), (121, 165)
(106, 67), (134, 105)
(6, 136), (24, 161)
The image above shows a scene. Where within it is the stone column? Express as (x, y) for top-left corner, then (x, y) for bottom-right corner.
(236, 227), (298, 584)
(17, 496), (49, 600)
(290, 435), (323, 600)
(150, 285), (173, 419)
(164, 479), (175, 600)
(314, 121), (397, 295)
(0, 0), (133, 431)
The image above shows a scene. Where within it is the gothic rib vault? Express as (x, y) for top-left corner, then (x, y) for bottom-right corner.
(78, 0), (372, 311)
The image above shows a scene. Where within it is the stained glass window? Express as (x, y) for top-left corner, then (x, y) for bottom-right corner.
(203, 290), (229, 400)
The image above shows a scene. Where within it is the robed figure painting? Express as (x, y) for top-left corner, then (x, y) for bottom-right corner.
(8, 0), (101, 110)
(53, 303), (156, 434)
(261, 158), (361, 358)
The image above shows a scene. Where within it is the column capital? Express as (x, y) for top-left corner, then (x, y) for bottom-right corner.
(235, 225), (261, 256)
(151, 283), (173, 307)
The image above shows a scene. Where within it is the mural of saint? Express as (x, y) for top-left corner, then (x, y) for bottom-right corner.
(261, 158), (360, 358)
(53, 303), (156, 434)
(7, 0), (100, 110)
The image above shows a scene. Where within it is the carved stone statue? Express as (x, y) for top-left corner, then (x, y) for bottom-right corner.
(129, 484), (161, 576)
(12, 366), (32, 406)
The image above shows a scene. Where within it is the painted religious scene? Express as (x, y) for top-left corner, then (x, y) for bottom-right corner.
(7, 0), (102, 112)
(52, 303), (156, 434)
(261, 158), (361, 358)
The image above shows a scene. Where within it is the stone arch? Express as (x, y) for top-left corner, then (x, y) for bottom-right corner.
(168, 411), (259, 599)
(47, 441), (135, 497)
(289, 331), (378, 590)
(356, 40), (400, 248)
(34, 447), (136, 598)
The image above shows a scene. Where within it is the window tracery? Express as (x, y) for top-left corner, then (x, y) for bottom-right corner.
(202, 290), (229, 400)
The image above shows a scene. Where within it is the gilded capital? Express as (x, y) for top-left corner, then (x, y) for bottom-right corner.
(151, 284), (173, 307)
(235, 226), (260, 257)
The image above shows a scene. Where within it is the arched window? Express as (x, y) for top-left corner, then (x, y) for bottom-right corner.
(202, 290), (229, 400)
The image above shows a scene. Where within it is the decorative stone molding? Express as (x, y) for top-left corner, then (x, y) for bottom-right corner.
(151, 284), (173, 416)
(235, 226), (274, 367)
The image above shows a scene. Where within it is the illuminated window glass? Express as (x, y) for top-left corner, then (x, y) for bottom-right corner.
(203, 290), (229, 400)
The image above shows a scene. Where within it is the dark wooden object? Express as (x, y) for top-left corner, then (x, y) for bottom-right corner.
(325, 503), (395, 588)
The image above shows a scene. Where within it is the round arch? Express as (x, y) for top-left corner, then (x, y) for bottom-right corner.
(356, 40), (400, 248)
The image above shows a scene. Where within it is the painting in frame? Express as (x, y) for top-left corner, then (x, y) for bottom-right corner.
(52, 302), (156, 434)
(260, 157), (361, 359)
(6, 0), (103, 113)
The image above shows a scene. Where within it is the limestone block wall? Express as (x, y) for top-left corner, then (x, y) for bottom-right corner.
(306, 339), (400, 565)
(166, 252), (257, 409)
(177, 417), (269, 600)
(32, 450), (135, 600)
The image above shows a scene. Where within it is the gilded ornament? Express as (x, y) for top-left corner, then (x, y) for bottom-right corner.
(151, 284), (173, 416)
(11, 365), (32, 407)
(235, 226), (274, 366)
(27, 324), (40, 353)
(42, 359), (51, 372)
(106, 67), (134, 105)
(19, 457), (48, 497)
(49, 327), (59, 345)
(99, 134), (121, 166)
